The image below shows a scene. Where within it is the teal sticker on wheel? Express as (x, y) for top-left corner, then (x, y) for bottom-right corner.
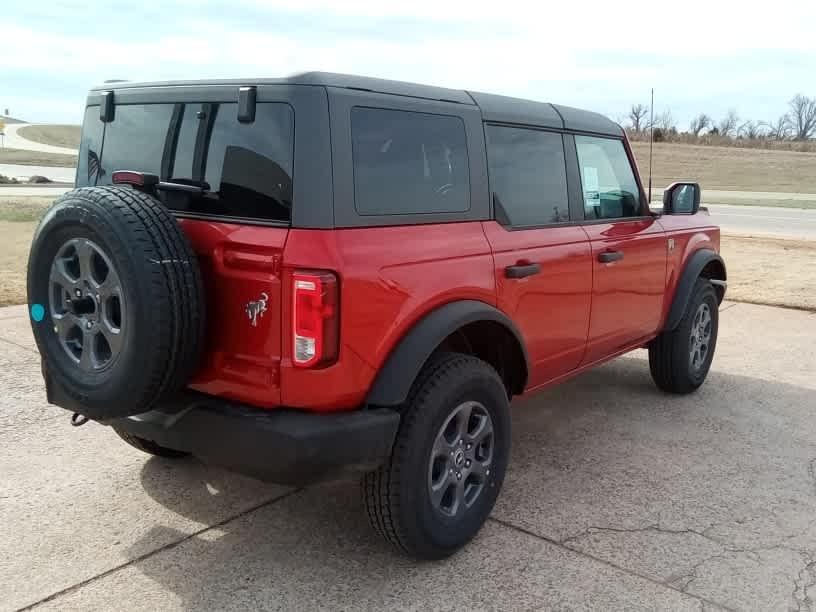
(30, 303), (45, 322)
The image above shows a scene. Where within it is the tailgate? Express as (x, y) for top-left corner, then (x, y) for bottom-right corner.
(180, 219), (288, 408)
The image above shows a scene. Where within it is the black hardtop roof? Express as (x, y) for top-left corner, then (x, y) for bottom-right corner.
(91, 71), (622, 136)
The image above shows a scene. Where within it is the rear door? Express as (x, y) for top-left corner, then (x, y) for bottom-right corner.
(482, 124), (592, 389)
(572, 135), (667, 363)
(93, 86), (331, 408)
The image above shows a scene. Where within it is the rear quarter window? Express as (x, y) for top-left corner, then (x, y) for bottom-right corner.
(351, 107), (470, 216)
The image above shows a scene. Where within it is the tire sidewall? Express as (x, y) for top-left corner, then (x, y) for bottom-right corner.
(398, 358), (510, 556)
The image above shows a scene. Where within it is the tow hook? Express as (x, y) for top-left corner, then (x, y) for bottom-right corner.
(71, 413), (90, 427)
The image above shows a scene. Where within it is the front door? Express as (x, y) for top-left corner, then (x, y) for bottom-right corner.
(572, 134), (667, 364)
(482, 125), (592, 389)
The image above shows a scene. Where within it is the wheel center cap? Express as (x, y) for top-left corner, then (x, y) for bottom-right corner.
(454, 449), (465, 467)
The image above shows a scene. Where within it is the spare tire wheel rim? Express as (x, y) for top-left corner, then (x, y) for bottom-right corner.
(428, 400), (494, 518)
(48, 237), (126, 371)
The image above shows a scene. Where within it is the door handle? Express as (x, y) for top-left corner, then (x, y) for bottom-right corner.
(505, 262), (541, 279)
(598, 250), (624, 263)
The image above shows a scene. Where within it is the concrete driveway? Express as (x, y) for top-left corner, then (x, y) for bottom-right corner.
(2, 301), (815, 611)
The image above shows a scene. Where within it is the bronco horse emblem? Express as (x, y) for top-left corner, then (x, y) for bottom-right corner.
(245, 293), (269, 327)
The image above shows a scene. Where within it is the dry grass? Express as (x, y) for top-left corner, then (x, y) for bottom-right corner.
(16, 124), (80, 149)
(720, 235), (816, 311)
(631, 142), (816, 193)
(0, 196), (52, 306)
(0, 147), (77, 168)
(0, 196), (53, 222)
(0, 222), (37, 306)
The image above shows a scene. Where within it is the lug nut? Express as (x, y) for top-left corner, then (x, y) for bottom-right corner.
(465, 460), (471, 468)
(85, 321), (92, 329)
(449, 468), (453, 474)
(486, 469), (490, 476)
(75, 289), (82, 298)
(459, 439), (464, 446)
(466, 443), (472, 450)
(456, 472), (462, 480)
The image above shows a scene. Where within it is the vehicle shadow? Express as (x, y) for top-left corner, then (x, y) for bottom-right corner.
(129, 354), (816, 609)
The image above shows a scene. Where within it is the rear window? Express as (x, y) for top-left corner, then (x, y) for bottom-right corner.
(95, 101), (294, 223)
(351, 107), (470, 216)
(96, 105), (173, 184)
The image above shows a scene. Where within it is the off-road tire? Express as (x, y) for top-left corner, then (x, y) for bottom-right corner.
(362, 352), (511, 559)
(649, 278), (719, 394)
(27, 186), (205, 419)
(114, 429), (190, 458)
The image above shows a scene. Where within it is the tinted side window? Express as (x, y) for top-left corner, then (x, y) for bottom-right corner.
(171, 102), (294, 222)
(76, 106), (105, 186)
(97, 104), (174, 185)
(351, 107), (469, 216)
(574, 136), (642, 220)
(485, 125), (569, 226)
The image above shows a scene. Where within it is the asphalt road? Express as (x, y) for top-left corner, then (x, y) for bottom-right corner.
(3, 183), (814, 241)
(706, 203), (816, 240)
(1, 123), (78, 155)
(2, 300), (816, 610)
(0, 164), (75, 183)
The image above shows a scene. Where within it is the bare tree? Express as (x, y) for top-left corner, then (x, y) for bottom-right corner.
(761, 115), (792, 140)
(628, 104), (648, 132)
(652, 109), (676, 131)
(788, 94), (816, 140)
(689, 113), (712, 136)
(718, 109), (739, 138)
(738, 120), (764, 139)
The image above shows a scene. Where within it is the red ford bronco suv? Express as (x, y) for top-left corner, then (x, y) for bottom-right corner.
(27, 72), (726, 559)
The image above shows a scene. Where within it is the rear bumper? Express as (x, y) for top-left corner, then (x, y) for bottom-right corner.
(106, 393), (400, 486)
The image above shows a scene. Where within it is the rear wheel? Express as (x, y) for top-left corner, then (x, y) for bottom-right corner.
(649, 278), (719, 393)
(114, 429), (190, 459)
(362, 353), (510, 559)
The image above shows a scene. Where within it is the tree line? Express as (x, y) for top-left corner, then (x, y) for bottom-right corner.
(626, 94), (816, 145)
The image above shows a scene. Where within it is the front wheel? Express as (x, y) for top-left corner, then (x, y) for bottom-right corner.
(362, 353), (511, 560)
(649, 278), (719, 393)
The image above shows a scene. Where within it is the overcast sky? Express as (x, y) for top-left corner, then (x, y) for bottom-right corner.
(3, 0), (815, 128)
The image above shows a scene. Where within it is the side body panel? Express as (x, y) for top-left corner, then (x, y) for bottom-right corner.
(482, 221), (592, 388)
(280, 223), (496, 411)
(581, 218), (667, 363)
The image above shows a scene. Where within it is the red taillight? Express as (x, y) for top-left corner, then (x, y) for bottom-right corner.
(292, 271), (339, 367)
(111, 170), (159, 188)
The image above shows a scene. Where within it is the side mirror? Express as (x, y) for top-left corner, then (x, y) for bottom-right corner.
(663, 182), (701, 215)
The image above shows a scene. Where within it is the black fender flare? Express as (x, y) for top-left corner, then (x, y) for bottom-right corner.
(664, 249), (727, 331)
(365, 300), (530, 407)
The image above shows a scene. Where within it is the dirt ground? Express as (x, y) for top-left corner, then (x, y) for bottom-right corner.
(0, 196), (812, 310)
(631, 142), (816, 194)
(720, 234), (816, 311)
(16, 124), (81, 149)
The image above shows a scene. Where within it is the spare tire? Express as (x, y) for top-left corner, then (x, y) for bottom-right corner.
(27, 186), (205, 419)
